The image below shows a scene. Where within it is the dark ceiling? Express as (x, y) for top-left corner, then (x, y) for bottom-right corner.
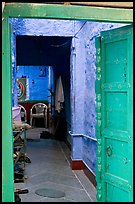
(16, 35), (72, 67)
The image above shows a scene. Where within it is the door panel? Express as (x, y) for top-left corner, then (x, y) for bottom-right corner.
(96, 25), (133, 202)
(106, 183), (129, 202)
(105, 138), (129, 180)
(105, 39), (127, 84)
(105, 92), (127, 130)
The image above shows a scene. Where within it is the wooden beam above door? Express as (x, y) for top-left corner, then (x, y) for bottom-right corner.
(3, 3), (133, 23)
(63, 2), (133, 8)
(5, 2), (133, 8)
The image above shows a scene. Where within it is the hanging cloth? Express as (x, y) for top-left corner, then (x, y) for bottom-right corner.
(55, 76), (64, 113)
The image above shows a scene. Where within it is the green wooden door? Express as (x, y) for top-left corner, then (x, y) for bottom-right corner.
(2, 21), (14, 202)
(95, 25), (133, 202)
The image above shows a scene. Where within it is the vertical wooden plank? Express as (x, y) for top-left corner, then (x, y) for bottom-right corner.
(2, 17), (14, 202)
(95, 37), (102, 202)
(127, 27), (133, 201)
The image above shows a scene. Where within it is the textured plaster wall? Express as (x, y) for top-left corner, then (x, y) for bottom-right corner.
(83, 137), (97, 174)
(73, 21), (86, 134)
(11, 18), (126, 174)
(10, 18), (75, 118)
(11, 31), (18, 106)
(10, 18), (25, 106)
(10, 18), (74, 36)
(16, 66), (49, 101)
(81, 22), (126, 174)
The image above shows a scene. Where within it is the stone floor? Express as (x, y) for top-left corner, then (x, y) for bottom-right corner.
(15, 128), (97, 202)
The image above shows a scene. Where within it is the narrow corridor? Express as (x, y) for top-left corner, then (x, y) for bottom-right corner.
(15, 128), (97, 202)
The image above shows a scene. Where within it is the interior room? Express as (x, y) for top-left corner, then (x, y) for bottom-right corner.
(2, 2), (133, 203)
(11, 18), (127, 202)
(15, 35), (71, 138)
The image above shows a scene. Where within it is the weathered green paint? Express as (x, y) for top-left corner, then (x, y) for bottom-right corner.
(2, 19), (14, 202)
(96, 25), (133, 202)
(95, 37), (102, 201)
(4, 3), (133, 23)
(2, 2), (133, 202)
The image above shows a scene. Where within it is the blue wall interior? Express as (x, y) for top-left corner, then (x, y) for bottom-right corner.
(16, 35), (72, 102)
(11, 18), (126, 175)
(16, 65), (50, 101)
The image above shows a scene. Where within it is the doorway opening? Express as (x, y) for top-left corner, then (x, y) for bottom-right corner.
(10, 18), (128, 202)
(15, 35), (71, 140)
(3, 5), (132, 202)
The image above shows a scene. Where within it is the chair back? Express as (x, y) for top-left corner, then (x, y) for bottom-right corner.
(30, 103), (48, 128)
(31, 103), (47, 114)
(36, 104), (46, 114)
(18, 105), (27, 122)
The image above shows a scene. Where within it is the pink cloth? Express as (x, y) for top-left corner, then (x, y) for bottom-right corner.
(12, 106), (21, 121)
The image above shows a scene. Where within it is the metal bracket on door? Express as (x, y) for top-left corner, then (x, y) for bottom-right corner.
(106, 146), (113, 157)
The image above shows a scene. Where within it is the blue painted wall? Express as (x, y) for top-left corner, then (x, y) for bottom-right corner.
(16, 66), (49, 101)
(11, 18), (26, 106)
(10, 18), (126, 175)
(70, 21), (126, 176)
